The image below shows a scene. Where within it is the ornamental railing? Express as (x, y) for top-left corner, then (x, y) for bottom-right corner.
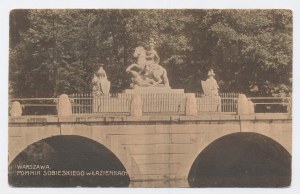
(9, 93), (291, 116)
(70, 93), (187, 116)
(70, 93), (131, 116)
(9, 98), (58, 116)
(248, 97), (292, 113)
(71, 93), (237, 115)
(195, 93), (238, 113)
(141, 93), (187, 115)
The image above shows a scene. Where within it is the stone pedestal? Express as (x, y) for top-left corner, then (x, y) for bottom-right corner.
(125, 87), (185, 116)
(58, 94), (72, 116)
(237, 94), (249, 115)
(10, 101), (22, 117)
(124, 87), (184, 94)
(186, 93), (198, 116)
(248, 99), (255, 114)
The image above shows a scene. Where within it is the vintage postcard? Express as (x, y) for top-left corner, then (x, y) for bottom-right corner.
(8, 9), (292, 188)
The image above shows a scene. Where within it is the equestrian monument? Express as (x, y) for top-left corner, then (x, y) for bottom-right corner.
(124, 39), (183, 93)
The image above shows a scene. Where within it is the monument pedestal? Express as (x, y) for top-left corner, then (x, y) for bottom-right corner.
(123, 86), (184, 93)
(123, 87), (186, 115)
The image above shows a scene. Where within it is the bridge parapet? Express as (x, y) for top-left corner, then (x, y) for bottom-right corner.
(8, 93), (291, 117)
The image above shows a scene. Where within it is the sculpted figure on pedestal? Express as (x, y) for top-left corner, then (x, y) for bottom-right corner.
(92, 64), (111, 95)
(201, 69), (219, 96)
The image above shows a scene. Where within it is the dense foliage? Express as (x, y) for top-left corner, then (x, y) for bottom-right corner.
(9, 9), (292, 97)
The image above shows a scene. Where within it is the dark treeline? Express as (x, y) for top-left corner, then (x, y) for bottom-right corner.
(9, 9), (292, 98)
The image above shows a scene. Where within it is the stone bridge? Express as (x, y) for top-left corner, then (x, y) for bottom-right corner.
(9, 113), (292, 187)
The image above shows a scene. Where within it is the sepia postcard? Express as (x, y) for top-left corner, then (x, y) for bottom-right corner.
(8, 9), (292, 188)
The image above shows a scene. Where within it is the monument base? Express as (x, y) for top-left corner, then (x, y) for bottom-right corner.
(123, 87), (184, 93)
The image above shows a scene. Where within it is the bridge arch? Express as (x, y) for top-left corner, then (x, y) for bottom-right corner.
(240, 123), (292, 155)
(187, 132), (291, 187)
(9, 125), (142, 183)
(9, 135), (132, 187)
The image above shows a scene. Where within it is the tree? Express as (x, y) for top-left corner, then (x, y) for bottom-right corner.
(186, 10), (292, 96)
(9, 9), (292, 98)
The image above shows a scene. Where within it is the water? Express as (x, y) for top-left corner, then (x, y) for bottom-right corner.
(9, 133), (291, 187)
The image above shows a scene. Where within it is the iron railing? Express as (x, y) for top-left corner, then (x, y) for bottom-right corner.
(71, 93), (187, 116)
(141, 93), (187, 115)
(220, 93), (239, 113)
(9, 94), (291, 116)
(70, 93), (93, 114)
(70, 93), (131, 116)
(195, 93), (238, 113)
(71, 93), (238, 115)
(9, 98), (58, 115)
(248, 97), (291, 113)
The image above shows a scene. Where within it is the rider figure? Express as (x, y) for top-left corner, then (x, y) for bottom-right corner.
(145, 38), (160, 70)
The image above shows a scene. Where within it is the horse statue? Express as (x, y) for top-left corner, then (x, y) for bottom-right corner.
(126, 46), (169, 88)
(126, 46), (147, 74)
(128, 69), (156, 88)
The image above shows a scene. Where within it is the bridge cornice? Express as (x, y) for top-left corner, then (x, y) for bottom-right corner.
(9, 114), (291, 125)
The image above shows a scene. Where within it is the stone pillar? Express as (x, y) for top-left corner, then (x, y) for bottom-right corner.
(58, 94), (72, 116)
(287, 98), (292, 114)
(130, 94), (142, 116)
(237, 94), (249, 115)
(216, 95), (222, 112)
(186, 93), (198, 116)
(248, 99), (255, 114)
(10, 101), (22, 117)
